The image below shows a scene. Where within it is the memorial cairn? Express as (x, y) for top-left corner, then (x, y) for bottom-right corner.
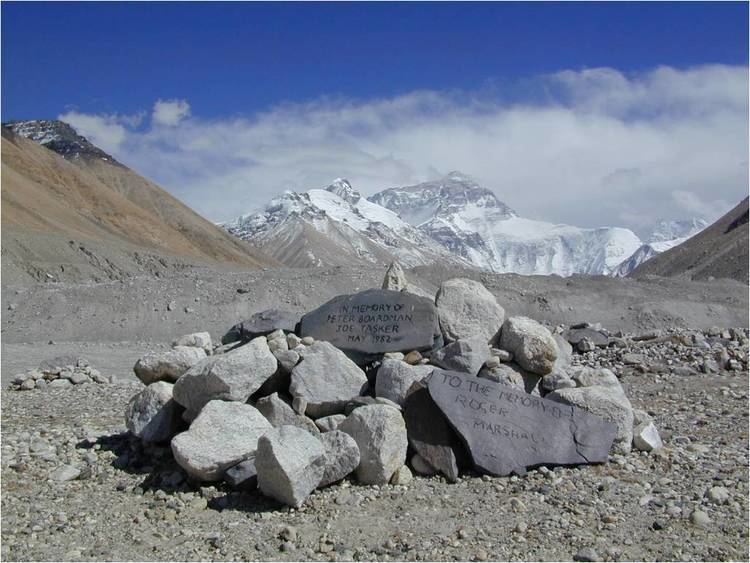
(126, 263), (662, 507)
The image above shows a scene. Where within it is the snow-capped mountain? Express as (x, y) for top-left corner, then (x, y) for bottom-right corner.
(370, 172), (642, 276)
(612, 218), (708, 277)
(223, 179), (472, 269)
(4, 120), (121, 165)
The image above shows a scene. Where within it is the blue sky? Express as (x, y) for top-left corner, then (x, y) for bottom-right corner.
(3, 2), (747, 120)
(1, 2), (748, 231)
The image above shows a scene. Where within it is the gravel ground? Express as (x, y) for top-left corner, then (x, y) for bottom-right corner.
(2, 339), (748, 562)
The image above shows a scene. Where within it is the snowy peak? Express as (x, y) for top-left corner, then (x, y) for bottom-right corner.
(325, 178), (361, 204)
(3, 119), (121, 165)
(369, 171), (517, 227)
(223, 179), (469, 269)
(370, 173), (641, 276)
(648, 218), (708, 243)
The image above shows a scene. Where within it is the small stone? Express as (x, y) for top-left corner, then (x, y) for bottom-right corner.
(382, 261), (408, 291)
(287, 333), (302, 348)
(404, 351), (423, 365)
(224, 459), (258, 490)
(577, 338), (596, 353)
(315, 414), (346, 433)
(573, 547), (599, 562)
(279, 525), (297, 542)
(390, 465), (413, 485)
(485, 356), (501, 369)
(20, 379), (35, 390)
(301, 336), (314, 346)
(633, 421), (663, 452)
(383, 352), (405, 361)
(49, 465), (81, 482)
(706, 486), (730, 505)
(690, 510), (711, 528)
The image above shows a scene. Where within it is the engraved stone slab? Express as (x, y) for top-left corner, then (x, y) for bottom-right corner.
(428, 370), (617, 476)
(299, 289), (440, 355)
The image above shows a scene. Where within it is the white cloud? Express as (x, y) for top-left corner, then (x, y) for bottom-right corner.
(57, 110), (128, 154)
(152, 99), (191, 126)
(59, 65), (748, 233)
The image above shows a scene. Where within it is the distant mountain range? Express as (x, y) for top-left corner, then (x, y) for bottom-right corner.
(8, 119), (734, 283)
(225, 171), (708, 277)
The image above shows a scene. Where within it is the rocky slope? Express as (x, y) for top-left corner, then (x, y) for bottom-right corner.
(613, 219), (708, 277)
(369, 172), (643, 276)
(223, 179), (471, 269)
(2, 122), (277, 284)
(631, 198), (749, 283)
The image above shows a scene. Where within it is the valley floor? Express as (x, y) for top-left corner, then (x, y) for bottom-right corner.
(1, 266), (748, 561)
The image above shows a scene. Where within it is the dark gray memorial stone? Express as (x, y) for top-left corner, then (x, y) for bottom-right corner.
(402, 374), (469, 482)
(428, 370), (617, 476)
(222, 309), (300, 344)
(299, 289), (441, 355)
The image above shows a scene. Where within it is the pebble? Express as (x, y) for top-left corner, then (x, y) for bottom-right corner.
(690, 510), (711, 528)
(573, 547), (599, 562)
(49, 465), (81, 482)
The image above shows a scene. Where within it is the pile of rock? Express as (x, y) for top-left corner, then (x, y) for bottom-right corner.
(9, 356), (111, 391)
(124, 266), (663, 508)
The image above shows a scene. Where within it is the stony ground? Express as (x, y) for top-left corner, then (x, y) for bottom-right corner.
(2, 341), (748, 562)
(2, 267), (748, 561)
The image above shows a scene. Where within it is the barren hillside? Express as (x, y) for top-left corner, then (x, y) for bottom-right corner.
(1, 126), (277, 283)
(631, 198), (749, 283)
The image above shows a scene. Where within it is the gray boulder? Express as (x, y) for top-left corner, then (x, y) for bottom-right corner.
(315, 414), (347, 433)
(541, 370), (577, 393)
(255, 426), (326, 507)
(498, 316), (558, 375)
(435, 278), (505, 343)
(289, 342), (368, 418)
(570, 367), (620, 388)
(553, 334), (573, 369)
(339, 405), (407, 485)
(171, 400), (272, 481)
(125, 381), (182, 443)
(432, 336), (491, 376)
(255, 393), (319, 435)
(172, 337), (277, 415)
(133, 347), (207, 385)
(222, 309), (299, 345)
(375, 360), (434, 406)
(318, 430), (361, 487)
(546, 386), (634, 454)
(478, 362), (541, 396)
(172, 332), (213, 354)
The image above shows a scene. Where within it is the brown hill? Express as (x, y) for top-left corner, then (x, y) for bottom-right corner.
(630, 197), (749, 283)
(1, 125), (277, 284)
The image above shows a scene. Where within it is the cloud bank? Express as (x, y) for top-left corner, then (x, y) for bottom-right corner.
(59, 65), (748, 234)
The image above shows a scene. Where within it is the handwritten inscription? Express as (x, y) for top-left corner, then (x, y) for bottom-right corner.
(299, 289), (440, 354)
(438, 371), (563, 421)
(326, 304), (414, 344)
(428, 370), (618, 476)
